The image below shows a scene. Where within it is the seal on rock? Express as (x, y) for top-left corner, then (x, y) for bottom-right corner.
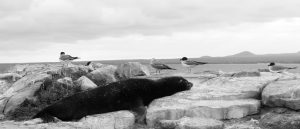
(32, 76), (193, 123)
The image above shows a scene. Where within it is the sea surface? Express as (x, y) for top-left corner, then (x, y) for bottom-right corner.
(152, 63), (300, 74)
(1, 63), (300, 74)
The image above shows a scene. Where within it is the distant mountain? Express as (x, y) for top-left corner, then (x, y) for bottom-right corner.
(228, 51), (256, 57)
(197, 51), (300, 64)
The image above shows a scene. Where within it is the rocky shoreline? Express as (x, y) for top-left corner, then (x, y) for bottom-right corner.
(1, 63), (300, 129)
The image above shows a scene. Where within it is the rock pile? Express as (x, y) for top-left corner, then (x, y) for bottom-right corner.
(1, 64), (300, 129)
(0, 62), (149, 125)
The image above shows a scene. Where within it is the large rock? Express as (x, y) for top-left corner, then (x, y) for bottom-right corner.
(195, 76), (279, 100)
(225, 120), (260, 129)
(259, 108), (300, 129)
(0, 73), (51, 115)
(7, 64), (35, 75)
(260, 72), (300, 81)
(86, 62), (105, 70)
(78, 111), (135, 129)
(0, 111), (134, 129)
(146, 75), (279, 127)
(6, 64), (90, 80)
(75, 76), (97, 90)
(86, 65), (117, 86)
(147, 98), (260, 126)
(0, 73), (22, 82)
(115, 62), (150, 80)
(60, 65), (90, 79)
(159, 117), (224, 129)
(262, 79), (300, 110)
(0, 80), (11, 94)
(8, 64), (61, 76)
(57, 77), (73, 86)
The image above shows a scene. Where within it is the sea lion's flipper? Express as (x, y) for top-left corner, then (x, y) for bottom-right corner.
(132, 106), (147, 124)
(130, 98), (147, 124)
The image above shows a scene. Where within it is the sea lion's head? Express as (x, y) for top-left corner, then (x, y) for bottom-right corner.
(157, 76), (193, 93)
(174, 77), (193, 90)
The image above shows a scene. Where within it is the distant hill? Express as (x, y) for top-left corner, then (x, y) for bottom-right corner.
(228, 51), (256, 57)
(197, 51), (300, 64)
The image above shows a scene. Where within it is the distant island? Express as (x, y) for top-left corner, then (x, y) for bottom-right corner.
(197, 51), (300, 64)
(228, 51), (256, 57)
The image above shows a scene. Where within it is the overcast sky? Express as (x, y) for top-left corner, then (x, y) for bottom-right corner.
(1, 0), (300, 63)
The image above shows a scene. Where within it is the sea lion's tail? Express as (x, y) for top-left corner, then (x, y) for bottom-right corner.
(32, 110), (44, 119)
(23, 111), (48, 125)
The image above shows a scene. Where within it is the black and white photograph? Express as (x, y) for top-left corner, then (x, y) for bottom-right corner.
(1, 0), (300, 128)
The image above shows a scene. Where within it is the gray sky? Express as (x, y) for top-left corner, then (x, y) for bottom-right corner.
(1, 0), (300, 63)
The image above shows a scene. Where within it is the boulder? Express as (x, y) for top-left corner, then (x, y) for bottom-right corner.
(75, 76), (97, 90)
(196, 76), (279, 100)
(147, 98), (260, 127)
(0, 73), (22, 82)
(259, 109), (300, 129)
(260, 72), (300, 81)
(57, 77), (73, 86)
(0, 111), (135, 129)
(8, 64), (63, 77)
(146, 75), (279, 127)
(86, 62), (105, 70)
(224, 117), (260, 129)
(0, 73), (51, 115)
(78, 111), (135, 129)
(60, 65), (90, 79)
(226, 122), (260, 129)
(262, 79), (300, 110)
(92, 63), (105, 69)
(8, 64), (53, 76)
(0, 80), (11, 94)
(115, 62), (150, 80)
(86, 65), (117, 86)
(159, 117), (224, 129)
(7, 64), (31, 74)
(45, 65), (64, 76)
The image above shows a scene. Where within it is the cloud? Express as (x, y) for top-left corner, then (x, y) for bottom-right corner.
(0, 0), (300, 62)
(1, 0), (300, 45)
(0, 0), (32, 13)
(0, 17), (300, 63)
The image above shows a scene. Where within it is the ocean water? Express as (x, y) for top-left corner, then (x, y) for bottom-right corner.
(1, 63), (300, 74)
(164, 63), (300, 74)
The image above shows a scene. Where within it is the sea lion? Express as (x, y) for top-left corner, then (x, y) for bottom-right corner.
(32, 76), (193, 123)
